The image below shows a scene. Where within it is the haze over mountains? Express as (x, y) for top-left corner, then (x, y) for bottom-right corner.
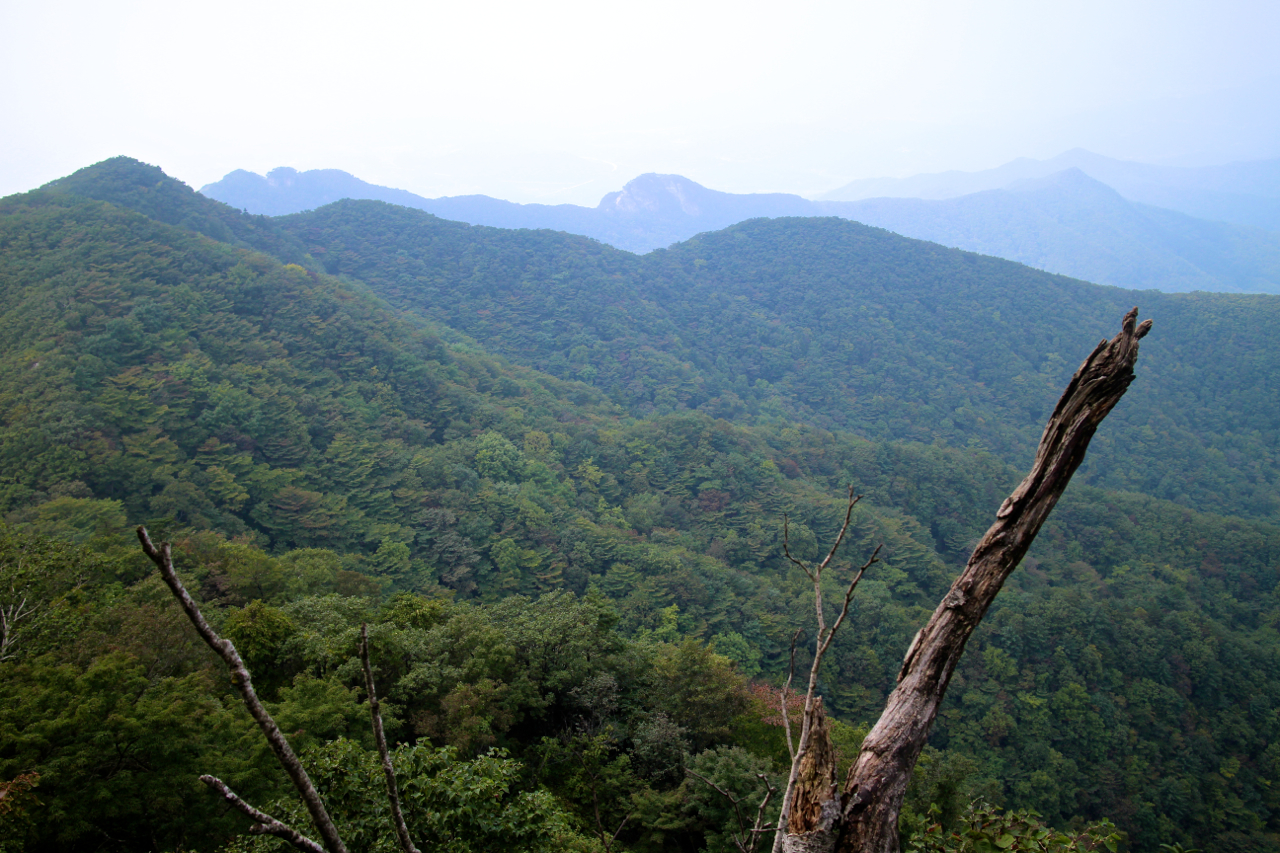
(6, 155), (1280, 852)
(821, 148), (1280, 232)
(202, 151), (1280, 294)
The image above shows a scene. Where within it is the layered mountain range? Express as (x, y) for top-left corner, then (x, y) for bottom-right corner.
(201, 150), (1280, 294)
(4, 157), (1280, 852)
(822, 148), (1280, 230)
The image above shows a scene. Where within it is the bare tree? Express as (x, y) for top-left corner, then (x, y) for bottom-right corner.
(769, 490), (881, 853)
(771, 308), (1152, 853)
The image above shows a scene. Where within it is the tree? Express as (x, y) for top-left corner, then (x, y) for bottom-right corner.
(772, 309), (1151, 853)
(139, 308), (1151, 853)
(0, 528), (90, 662)
(136, 532), (596, 853)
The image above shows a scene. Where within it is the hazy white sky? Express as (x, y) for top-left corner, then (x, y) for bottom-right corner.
(2, 0), (1278, 204)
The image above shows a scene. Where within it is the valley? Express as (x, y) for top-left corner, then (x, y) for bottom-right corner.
(0, 157), (1277, 852)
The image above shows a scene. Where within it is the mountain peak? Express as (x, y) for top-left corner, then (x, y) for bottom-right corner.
(265, 167), (303, 187)
(1005, 167), (1126, 199)
(42, 156), (183, 196)
(599, 173), (713, 217)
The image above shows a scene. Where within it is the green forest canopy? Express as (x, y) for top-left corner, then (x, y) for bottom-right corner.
(0, 158), (1277, 852)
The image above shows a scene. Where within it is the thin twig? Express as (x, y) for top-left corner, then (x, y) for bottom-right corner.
(137, 527), (348, 853)
(781, 628), (802, 762)
(200, 776), (326, 853)
(687, 769), (774, 853)
(750, 773), (779, 852)
(687, 768), (750, 844)
(360, 624), (420, 853)
(818, 544), (881, 660)
(782, 515), (813, 580)
(814, 488), (862, 574)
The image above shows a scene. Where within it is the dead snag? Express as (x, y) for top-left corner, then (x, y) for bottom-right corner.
(777, 308), (1151, 853)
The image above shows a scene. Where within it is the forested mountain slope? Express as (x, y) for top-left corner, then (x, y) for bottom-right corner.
(201, 160), (1280, 294)
(44, 157), (318, 268)
(828, 169), (1280, 294)
(279, 199), (1280, 525)
(2, 158), (1278, 853)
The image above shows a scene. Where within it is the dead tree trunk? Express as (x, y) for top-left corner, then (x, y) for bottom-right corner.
(779, 308), (1151, 853)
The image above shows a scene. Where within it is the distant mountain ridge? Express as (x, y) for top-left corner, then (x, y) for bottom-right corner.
(200, 160), (1280, 293)
(201, 168), (816, 253)
(206, 166), (434, 216)
(832, 169), (1280, 294)
(821, 148), (1280, 233)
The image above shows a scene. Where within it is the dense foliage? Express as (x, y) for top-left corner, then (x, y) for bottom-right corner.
(1, 159), (1278, 852)
(280, 200), (1280, 525)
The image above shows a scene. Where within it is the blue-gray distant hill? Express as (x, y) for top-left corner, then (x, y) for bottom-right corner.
(821, 148), (1280, 233)
(201, 165), (1280, 293)
(831, 169), (1280, 294)
(201, 168), (813, 254)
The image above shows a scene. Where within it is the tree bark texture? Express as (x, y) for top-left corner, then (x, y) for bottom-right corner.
(780, 698), (842, 852)
(200, 776), (327, 853)
(781, 308), (1151, 853)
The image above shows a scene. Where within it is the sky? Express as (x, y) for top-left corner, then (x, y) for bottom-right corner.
(2, 0), (1278, 205)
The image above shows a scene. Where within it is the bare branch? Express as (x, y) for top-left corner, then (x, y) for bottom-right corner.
(201, 776), (326, 853)
(782, 515), (813, 580)
(360, 623), (420, 853)
(813, 488), (862, 575)
(606, 812), (633, 852)
(687, 768), (750, 845)
(818, 544), (881, 660)
(751, 773), (779, 849)
(137, 527), (349, 853)
(687, 769), (776, 853)
(781, 628), (803, 762)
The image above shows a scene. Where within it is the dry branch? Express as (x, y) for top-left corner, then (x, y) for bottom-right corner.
(834, 308), (1150, 853)
(136, 527), (349, 853)
(774, 308), (1151, 853)
(201, 776), (326, 853)
(359, 623), (420, 853)
(774, 490), (881, 853)
(686, 768), (777, 853)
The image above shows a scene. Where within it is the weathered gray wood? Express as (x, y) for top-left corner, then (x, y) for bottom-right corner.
(774, 308), (1151, 853)
(137, 527), (349, 853)
(778, 699), (841, 853)
(200, 775), (326, 853)
(360, 623), (421, 853)
(835, 308), (1151, 853)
